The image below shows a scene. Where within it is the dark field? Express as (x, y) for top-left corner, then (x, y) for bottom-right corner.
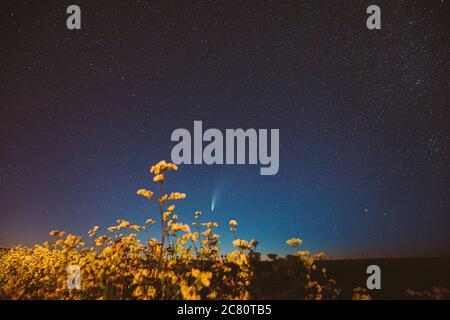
(250, 257), (450, 299)
(317, 257), (450, 299)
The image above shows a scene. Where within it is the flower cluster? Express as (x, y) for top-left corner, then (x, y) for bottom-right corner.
(286, 238), (302, 248)
(0, 160), (340, 300)
(352, 287), (371, 300)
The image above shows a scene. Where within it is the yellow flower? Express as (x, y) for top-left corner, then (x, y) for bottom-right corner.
(168, 221), (190, 233)
(191, 269), (212, 287)
(286, 237), (302, 248)
(159, 192), (186, 204)
(250, 239), (259, 247)
(49, 230), (66, 237)
(147, 286), (157, 298)
(314, 252), (325, 259)
(232, 239), (251, 250)
(136, 188), (154, 200)
(133, 286), (144, 297)
(168, 192), (186, 200)
(150, 160), (178, 175)
(227, 250), (248, 266)
(130, 224), (141, 232)
(163, 212), (171, 221)
(108, 226), (118, 233)
(190, 232), (200, 242)
(352, 287), (372, 300)
(229, 219), (238, 233)
(180, 284), (200, 300)
(229, 220), (238, 226)
(201, 222), (218, 228)
(88, 226), (100, 237)
(95, 235), (109, 247)
(107, 220), (131, 233)
(304, 257), (314, 266)
(191, 268), (201, 277)
(153, 174), (164, 182)
(64, 234), (82, 247)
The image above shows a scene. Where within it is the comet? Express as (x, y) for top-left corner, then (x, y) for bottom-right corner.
(210, 182), (223, 213)
(211, 196), (216, 212)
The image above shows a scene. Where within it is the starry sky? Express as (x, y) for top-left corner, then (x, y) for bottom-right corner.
(1, 0), (449, 257)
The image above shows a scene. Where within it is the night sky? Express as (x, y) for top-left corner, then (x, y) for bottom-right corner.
(1, 0), (449, 257)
